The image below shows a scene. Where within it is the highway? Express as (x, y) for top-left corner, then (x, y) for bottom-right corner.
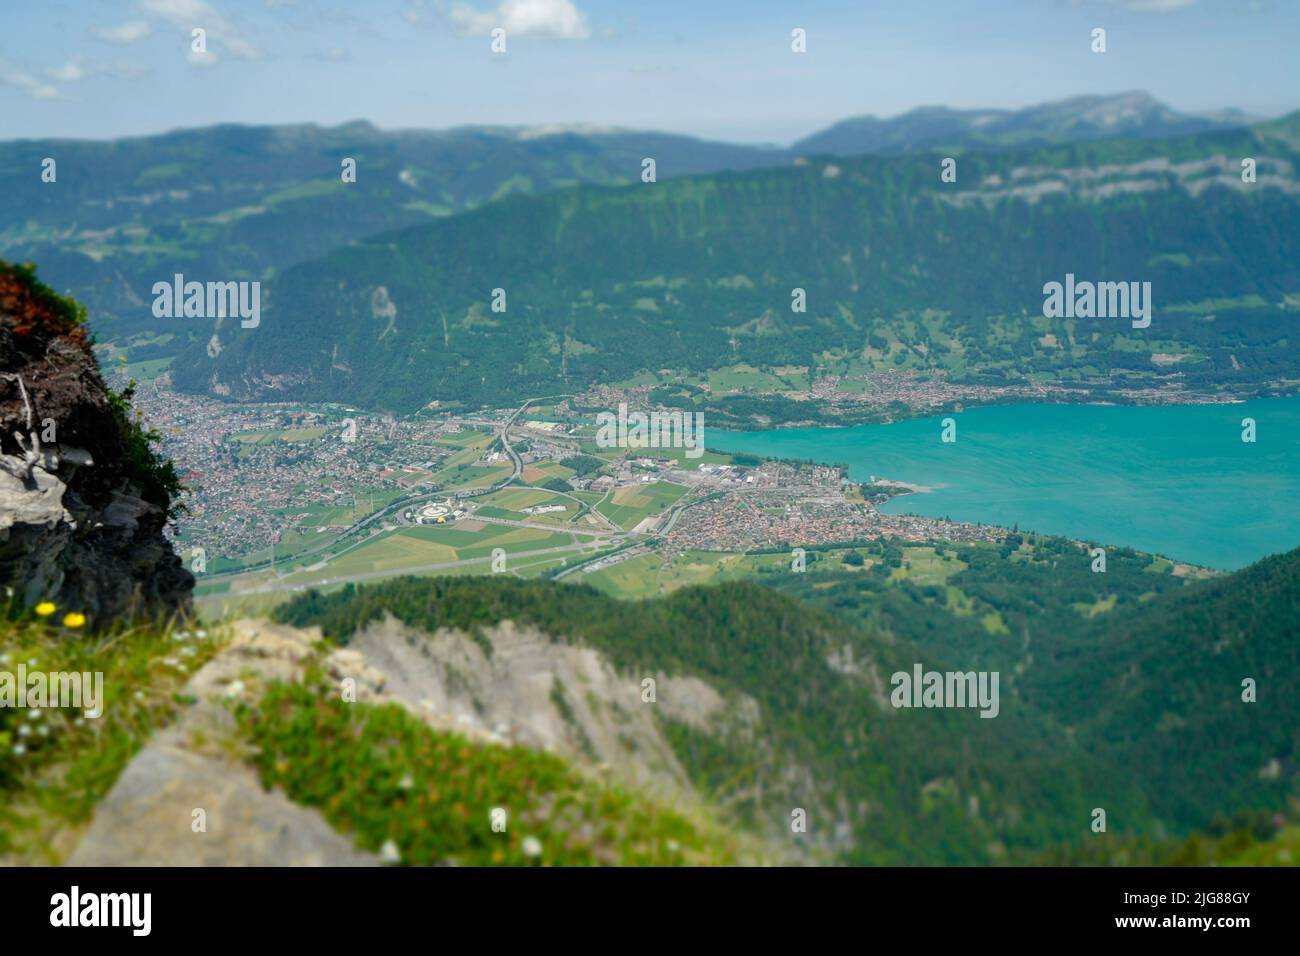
(226, 539), (605, 596)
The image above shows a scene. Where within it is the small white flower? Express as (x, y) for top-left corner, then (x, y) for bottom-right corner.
(134, 691), (145, 701)
(17, 724), (31, 737)
(36, 725), (49, 737)
(224, 680), (245, 698)
(399, 774), (414, 790)
(521, 836), (543, 859)
(12, 744), (26, 756)
(380, 840), (401, 864)
(27, 709), (41, 721)
(196, 629), (208, 639)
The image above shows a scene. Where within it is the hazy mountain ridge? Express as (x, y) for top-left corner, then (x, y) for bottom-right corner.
(793, 91), (1257, 157)
(2, 91), (1282, 360)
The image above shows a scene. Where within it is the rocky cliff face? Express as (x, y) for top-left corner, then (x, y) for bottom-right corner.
(0, 261), (192, 625)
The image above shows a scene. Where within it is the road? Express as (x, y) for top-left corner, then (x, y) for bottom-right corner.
(225, 540), (604, 596)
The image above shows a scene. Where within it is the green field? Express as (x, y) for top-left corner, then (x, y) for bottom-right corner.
(435, 461), (512, 490)
(473, 488), (577, 525)
(230, 426), (330, 444)
(276, 520), (604, 584)
(584, 549), (792, 599)
(596, 481), (688, 530)
(707, 364), (809, 394)
(520, 460), (577, 485)
(122, 356), (173, 381)
(888, 546), (966, 586)
(434, 429), (493, 448)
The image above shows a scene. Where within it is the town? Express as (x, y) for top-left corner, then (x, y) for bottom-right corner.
(117, 372), (1008, 604)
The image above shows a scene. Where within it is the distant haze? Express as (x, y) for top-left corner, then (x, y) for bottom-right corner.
(1, 0), (1297, 142)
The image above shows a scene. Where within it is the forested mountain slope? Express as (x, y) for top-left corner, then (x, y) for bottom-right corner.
(0, 121), (781, 350)
(173, 119), (1300, 414)
(778, 539), (1300, 840)
(272, 555), (1299, 863)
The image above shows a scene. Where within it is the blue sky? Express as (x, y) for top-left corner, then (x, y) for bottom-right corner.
(1, 0), (1297, 143)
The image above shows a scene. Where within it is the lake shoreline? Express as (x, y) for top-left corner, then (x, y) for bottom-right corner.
(711, 396), (1300, 571)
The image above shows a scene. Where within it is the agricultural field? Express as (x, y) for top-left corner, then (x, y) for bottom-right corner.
(707, 363), (810, 394)
(596, 481), (688, 531)
(472, 488), (578, 525)
(887, 545), (966, 586)
(229, 426), (330, 445)
(122, 356), (174, 381)
(584, 549), (791, 599)
(434, 460), (512, 490)
(320, 523), (586, 576)
(519, 460), (576, 485)
(433, 428), (493, 448)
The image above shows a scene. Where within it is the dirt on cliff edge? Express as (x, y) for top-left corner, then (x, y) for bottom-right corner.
(0, 261), (192, 625)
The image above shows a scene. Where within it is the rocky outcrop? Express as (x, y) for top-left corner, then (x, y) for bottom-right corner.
(66, 617), (744, 864)
(68, 620), (378, 866)
(0, 261), (192, 625)
(351, 614), (718, 802)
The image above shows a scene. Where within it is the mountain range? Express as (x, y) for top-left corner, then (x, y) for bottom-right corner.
(0, 91), (1282, 372)
(164, 110), (1300, 415)
(793, 91), (1258, 156)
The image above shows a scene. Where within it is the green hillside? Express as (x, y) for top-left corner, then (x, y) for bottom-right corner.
(272, 575), (1124, 864)
(775, 538), (1299, 838)
(0, 121), (782, 353)
(273, 544), (1300, 863)
(175, 122), (1300, 415)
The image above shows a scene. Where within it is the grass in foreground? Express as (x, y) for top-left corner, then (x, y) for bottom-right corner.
(234, 677), (744, 866)
(0, 607), (223, 862)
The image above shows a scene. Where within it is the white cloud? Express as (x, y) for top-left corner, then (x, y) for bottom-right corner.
(47, 61), (87, 83)
(92, 20), (153, 43)
(447, 0), (591, 39)
(139, 0), (266, 60)
(46, 57), (150, 83)
(0, 58), (60, 100)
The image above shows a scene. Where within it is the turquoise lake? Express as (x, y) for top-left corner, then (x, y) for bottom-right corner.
(712, 397), (1300, 570)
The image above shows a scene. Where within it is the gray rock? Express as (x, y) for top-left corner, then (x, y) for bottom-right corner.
(66, 733), (377, 867)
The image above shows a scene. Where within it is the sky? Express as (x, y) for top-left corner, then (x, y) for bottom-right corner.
(1, 0), (1297, 144)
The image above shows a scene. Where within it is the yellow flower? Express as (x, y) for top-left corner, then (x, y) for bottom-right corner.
(62, 612), (86, 629)
(35, 602), (56, 617)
